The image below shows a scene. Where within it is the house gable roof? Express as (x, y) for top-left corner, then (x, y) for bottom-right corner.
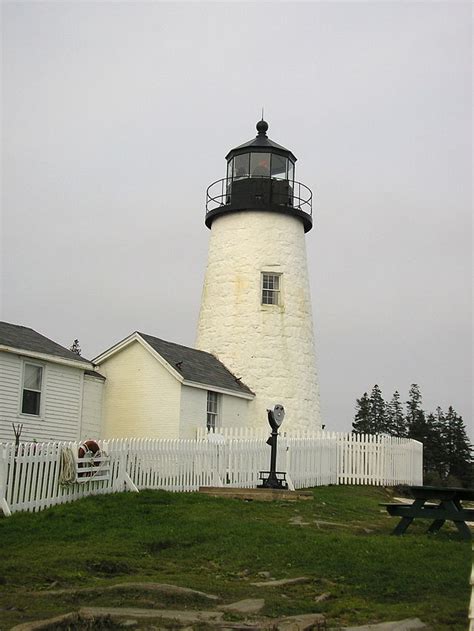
(138, 333), (253, 397)
(0, 321), (91, 367)
(94, 331), (253, 397)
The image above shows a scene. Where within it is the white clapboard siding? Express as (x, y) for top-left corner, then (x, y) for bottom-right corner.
(0, 433), (423, 515)
(0, 353), (22, 441)
(0, 353), (85, 443)
(80, 376), (104, 439)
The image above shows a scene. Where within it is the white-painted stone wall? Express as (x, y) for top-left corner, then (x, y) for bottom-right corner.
(97, 341), (181, 439)
(80, 375), (104, 440)
(196, 210), (321, 432)
(0, 351), (85, 442)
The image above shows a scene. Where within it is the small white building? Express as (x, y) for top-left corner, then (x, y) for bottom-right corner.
(93, 332), (254, 439)
(0, 321), (104, 443)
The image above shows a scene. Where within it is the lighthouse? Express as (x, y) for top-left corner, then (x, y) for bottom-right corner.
(196, 120), (321, 432)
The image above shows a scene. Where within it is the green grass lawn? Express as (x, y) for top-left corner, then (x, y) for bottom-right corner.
(0, 485), (471, 630)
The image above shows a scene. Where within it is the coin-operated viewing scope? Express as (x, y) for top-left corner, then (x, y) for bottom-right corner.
(268, 404), (285, 432)
(257, 404), (288, 490)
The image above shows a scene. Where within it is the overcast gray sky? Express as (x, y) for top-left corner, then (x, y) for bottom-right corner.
(1, 2), (472, 436)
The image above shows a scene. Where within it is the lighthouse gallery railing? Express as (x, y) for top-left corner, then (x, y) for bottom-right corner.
(206, 176), (313, 217)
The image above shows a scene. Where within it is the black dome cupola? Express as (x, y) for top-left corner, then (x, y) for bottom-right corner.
(205, 120), (313, 232)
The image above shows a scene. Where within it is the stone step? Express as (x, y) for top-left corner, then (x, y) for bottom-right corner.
(80, 606), (224, 623)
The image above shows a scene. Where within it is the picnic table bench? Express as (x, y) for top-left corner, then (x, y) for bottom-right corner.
(382, 485), (474, 539)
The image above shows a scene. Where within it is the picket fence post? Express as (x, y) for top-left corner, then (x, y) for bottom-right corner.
(0, 444), (12, 516)
(113, 447), (139, 493)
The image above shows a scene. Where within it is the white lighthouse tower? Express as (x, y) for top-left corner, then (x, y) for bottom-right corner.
(196, 120), (321, 432)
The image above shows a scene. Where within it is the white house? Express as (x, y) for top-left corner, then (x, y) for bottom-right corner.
(93, 332), (254, 439)
(0, 321), (104, 443)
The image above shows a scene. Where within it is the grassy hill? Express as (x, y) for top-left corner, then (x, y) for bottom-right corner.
(0, 485), (471, 629)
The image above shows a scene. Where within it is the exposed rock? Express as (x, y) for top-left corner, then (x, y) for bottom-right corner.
(258, 571), (272, 579)
(30, 581), (219, 600)
(314, 592), (331, 603)
(218, 624), (267, 630)
(289, 516), (311, 526)
(335, 619), (427, 631)
(313, 520), (351, 528)
(11, 612), (87, 630)
(219, 598), (265, 614)
(79, 606), (224, 623)
(274, 612), (326, 630)
(251, 577), (311, 587)
(108, 582), (220, 600)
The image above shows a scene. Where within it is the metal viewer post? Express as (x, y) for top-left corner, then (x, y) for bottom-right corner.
(258, 404), (288, 490)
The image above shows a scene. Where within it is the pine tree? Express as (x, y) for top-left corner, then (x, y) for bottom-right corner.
(369, 384), (386, 434)
(431, 407), (449, 480)
(353, 383), (473, 487)
(423, 412), (444, 480)
(406, 384), (426, 441)
(70, 339), (81, 356)
(442, 406), (473, 486)
(352, 392), (371, 434)
(386, 390), (406, 437)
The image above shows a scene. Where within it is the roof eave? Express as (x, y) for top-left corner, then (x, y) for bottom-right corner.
(93, 333), (185, 383)
(225, 138), (297, 162)
(182, 379), (255, 400)
(0, 345), (94, 370)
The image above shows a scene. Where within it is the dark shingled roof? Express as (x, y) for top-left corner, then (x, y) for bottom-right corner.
(0, 321), (90, 364)
(85, 369), (106, 380)
(225, 121), (297, 162)
(138, 332), (253, 396)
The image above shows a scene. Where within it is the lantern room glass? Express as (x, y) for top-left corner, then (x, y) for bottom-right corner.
(226, 153), (295, 184)
(233, 153), (250, 179)
(250, 153), (271, 177)
(288, 160), (294, 184)
(271, 155), (287, 179)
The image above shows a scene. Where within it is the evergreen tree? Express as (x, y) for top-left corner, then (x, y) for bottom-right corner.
(70, 339), (81, 356)
(430, 407), (449, 479)
(353, 383), (473, 487)
(353, 386), (388, 434)
(352, 392), (371, 434)
(442, 406), (473, 486)
(406, 384), (426, 441)
(422, 412), (444, 480)
(385, 390), (406, 437)
(369, 384), (387, 434)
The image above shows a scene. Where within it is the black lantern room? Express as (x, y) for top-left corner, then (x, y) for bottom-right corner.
(205, 120), (313, 232)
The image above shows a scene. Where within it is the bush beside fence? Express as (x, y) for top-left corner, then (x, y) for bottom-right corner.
(0, 432), (422, 515)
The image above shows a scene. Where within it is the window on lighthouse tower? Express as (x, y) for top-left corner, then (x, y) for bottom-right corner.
(261, 273), (281, 305)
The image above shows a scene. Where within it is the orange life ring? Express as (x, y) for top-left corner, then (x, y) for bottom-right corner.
(78, 440), (101, 477)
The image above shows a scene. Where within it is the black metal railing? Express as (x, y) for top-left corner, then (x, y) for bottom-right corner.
(206, 176), (313, 218)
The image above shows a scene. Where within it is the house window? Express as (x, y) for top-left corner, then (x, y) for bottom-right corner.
(21, 363), (43, 416)
(206, 391), (219, 431)
(261, 272), (281, 305)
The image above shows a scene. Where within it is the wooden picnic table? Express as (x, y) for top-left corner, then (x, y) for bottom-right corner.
(383, 485), (474, 539)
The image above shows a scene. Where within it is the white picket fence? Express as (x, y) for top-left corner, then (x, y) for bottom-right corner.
(0, 433), (422, 515)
